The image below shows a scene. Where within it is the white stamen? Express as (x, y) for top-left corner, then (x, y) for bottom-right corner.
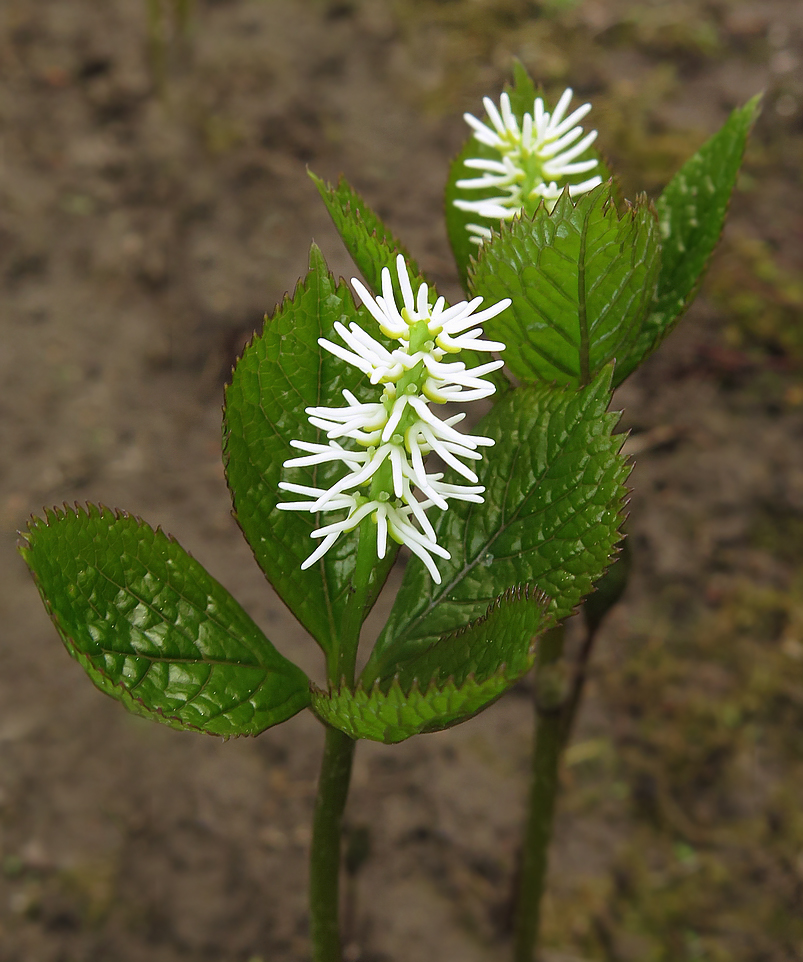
(279, 255), (508, 581)
(456, 85), (600, 243)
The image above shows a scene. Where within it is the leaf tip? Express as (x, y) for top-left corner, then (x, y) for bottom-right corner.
(307, 167), (325, 189)
(743, 91), (764, 120)
(308, 240), (326, 271)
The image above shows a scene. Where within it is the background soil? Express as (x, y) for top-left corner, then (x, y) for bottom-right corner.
(1, 1), (803, 960)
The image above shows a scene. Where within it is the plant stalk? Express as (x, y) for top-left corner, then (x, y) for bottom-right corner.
(310, 726), (356, 962)
(513, 625), (566, 962)
(560, 623), (597, 749)
(173, 0), (194, 36)
(310, 522), (375, 962)
(145, 0), (167, 96)
(562, 537), (631, 747)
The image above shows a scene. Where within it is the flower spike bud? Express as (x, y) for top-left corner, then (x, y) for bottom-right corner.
(455, 86), (603, 244)
(279, 255), (509, 582)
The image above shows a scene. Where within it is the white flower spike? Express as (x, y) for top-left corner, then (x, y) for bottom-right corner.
(454, 87), (603, 244)
(278, 255), (510, 583)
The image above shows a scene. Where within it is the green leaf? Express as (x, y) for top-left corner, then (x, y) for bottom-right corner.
(362, 369), (628, 682)
(583, 535), (631, 638)
(310, 171), (424, 304)
(445, 64), (613, 292)
(19, 504), (310, 737)
(506, 59), (539, 119)
(383, 583), (551, 691)
(312, 585), (550, 743)
(223, 245), (399, 657)
(444, 136), (497, 294)
(614, 94), (762, 386)
(469, 184), (661, 387)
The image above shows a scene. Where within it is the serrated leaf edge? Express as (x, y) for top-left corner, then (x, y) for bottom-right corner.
(467, 179), (653, 287)
(321, 583), (550, 703)
(655, 95), (761, 322)
(19, 501), (310, 739)
(309, 171), (424, 293)
(614, 94), (762, 385)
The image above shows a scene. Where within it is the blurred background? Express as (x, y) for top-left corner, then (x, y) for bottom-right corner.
(1, 1), (802, 959)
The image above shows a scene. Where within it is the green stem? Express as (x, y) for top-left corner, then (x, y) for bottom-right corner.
(310, 521), (375, 962)
(173, 0), (194, 36)
(145, 0), (167, 97)
(310, 726), (356, 962)
(562, 536), (631, 746)
(560, 622), (598, 749)
(513, 625), (566, 962)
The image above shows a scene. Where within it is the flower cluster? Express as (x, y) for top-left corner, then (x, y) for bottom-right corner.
(454, 87), (602, 244)
(278, 255), (509, 583)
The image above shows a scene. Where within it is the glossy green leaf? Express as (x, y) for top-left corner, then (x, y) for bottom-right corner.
(19, 504), (310, 737)
(445, 63), (613, 292)
(362, 369), (629, 681)
(313, 586), (550, 743)
(469, 184), (661, 387)
(383, 583), (551, 692)
(615, 95), (761, 385)
(223, 245), (399, 656)
(310, 171), (424, 304)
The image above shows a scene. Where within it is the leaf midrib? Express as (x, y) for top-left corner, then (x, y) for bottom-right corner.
(577, 200), (593, 385)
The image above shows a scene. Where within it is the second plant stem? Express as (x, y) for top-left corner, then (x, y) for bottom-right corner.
(309, 525), (376, 962)
(310, 727), (357, 961)
(514, 543), (630, 959)
(513, 625), (566, 962)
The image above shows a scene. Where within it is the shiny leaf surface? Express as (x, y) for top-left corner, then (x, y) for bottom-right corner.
(20, 505), (310, 736)
(314, 586), (550, 742)
(469, 184), (660, 387)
